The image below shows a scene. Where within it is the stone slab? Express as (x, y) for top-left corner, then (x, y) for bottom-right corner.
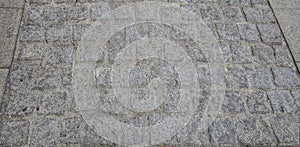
(0, 0), (25, 8)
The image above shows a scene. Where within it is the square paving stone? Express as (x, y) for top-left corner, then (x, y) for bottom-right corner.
(237, 117), (277, 145)
(209, 118), (237, 144)
(30, 117), (57, 146)
(44, 44), (73, 64)
(225, 66), (248, 88)
(216, 23), (240, 41)
(267, 90), (299, 114)
(43, 6), (66, 21)
(67, 5), (88, 21)
(223, 6), (244, 21)
(5, 91), (40, 116)
(247, 90), (271, 114)
(0, 8), (22, 67)
(0, 121), (29, 146)
(237, 23), (260, 41)
(258, 23), (282, 43)
(46, 25), (71, 43)
(19, 26), (45, 42)
(222, 90), (246, 114)
(230, 0), (251, 6)
(269, 116), (299, 144)
(231, 44), (252, 64)
(200, 5), (220, 20)
(273, 45), (294, 67)
(136, 2), (159, 20)
(272, 67), (300, 87)
(30, 0), (52, 4)
(252, 44), (275, 65)
(247, 66), (273, 89)
(38, 91), (67, 115)
(58, 117), (85, 144)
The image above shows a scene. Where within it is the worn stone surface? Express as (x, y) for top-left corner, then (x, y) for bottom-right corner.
(1, 0), (300, 146)
(247, 90), (271, 114)
(237, 117), (277, 145)
(0, 121), (30, 146)
(209, 118), (237, 144)
(0, 8), (22, 67)
(30, 117), (57, 146)
(267, 90), (299, 114)
(272, 67), (300, 87)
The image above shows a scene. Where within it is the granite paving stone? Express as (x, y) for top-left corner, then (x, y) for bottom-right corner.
(0, 121), (30, 146)
(1, 0), (300, 146)
(30, 117), (57, 146)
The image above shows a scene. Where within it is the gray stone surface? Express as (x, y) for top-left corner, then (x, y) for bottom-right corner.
(272, 67), (300, 87)
(225, 66), (248, 88)
(237, 117), (277, 145)
(209, 118), (237, 144)
(247, 66), (273, 89)
(30, 117), (57, 146)
(1, 0), (300, 146)
(269, 116), (299, 144)
(0, 8), (22, 67)
(222, 90), (246, 114)
(247, 90), (271, 114)
(231, 44), (252, 64)
(257, 23), (282, 44)
(0, 0), (25, 8)
(252, 44), (275, 65)
(216, 23), (240, 41)
(267, 90), (299, 114)
(237, 23), (260, 41)
(0, 69), (9, 98)
(0, 121), (30, 146)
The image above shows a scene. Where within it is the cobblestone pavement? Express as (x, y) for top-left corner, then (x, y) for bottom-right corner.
(0, 0), (299, 146)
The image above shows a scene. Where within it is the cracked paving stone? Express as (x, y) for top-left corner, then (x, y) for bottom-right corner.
(209, 118), (237, 144)
(237, 117), (277, 145)
(269, 116), (299, 144)
(222, 90), (246, 114)
(247, 66), (273, 89)
(216, 23), (240, 41)
(237, 23), (260, 41)
(225, 66), (248, 88)
(231, 44), (252, 64)
(258, 23), (282, 44)
(252, 44), (275, 65)
(267, 90), (299, 114)
(272, 67), (300, 87)
(0, 121), (30, 146)
(247, 90), (271, 114)
(30, 117), (57, 146)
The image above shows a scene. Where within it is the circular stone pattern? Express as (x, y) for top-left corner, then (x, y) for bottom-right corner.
(73, 1), (225, 146)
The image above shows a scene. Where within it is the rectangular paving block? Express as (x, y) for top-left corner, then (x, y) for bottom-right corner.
(0, 8), (22, 67)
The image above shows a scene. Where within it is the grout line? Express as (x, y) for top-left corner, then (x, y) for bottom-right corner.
(267, 0), (300, 73)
